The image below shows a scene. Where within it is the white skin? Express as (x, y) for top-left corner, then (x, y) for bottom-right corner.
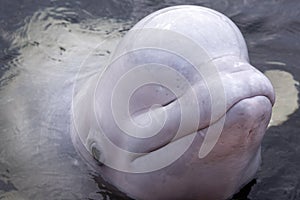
(2, 4), (297, 200)
(71, 6), (275, 200)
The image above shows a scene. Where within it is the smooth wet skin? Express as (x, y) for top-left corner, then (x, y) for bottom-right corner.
(102, 96), (272, 200)
(71, 5), (275, 200)
(1, 0), (300, 199)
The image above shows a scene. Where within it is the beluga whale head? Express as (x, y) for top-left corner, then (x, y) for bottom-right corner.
(71, 5), (275, 200)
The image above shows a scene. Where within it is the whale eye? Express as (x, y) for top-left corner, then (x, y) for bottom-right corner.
(91, 143), (104, 166)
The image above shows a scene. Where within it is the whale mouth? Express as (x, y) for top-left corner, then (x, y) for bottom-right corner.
(145, 94), (272, 152)
(123, 57), (275, 155)
(131, 94), (272, 171)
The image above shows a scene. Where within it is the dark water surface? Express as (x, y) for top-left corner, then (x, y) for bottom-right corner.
(0, 0), (299, 199)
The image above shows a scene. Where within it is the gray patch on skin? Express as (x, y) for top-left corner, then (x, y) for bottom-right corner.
(0, 191), (27, 200)
(0, 179), (17, 192)
(264, 70), (299, 127)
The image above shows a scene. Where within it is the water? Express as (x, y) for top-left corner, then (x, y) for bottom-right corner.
(0, 0), (299, 199)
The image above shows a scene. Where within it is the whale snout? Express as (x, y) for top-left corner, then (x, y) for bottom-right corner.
(121, 95), (272, 200)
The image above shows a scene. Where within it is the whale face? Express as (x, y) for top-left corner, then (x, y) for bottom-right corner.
(71, 5), (275, 200)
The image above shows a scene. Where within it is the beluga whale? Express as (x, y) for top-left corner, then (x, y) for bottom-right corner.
(71, 5), (275, 200)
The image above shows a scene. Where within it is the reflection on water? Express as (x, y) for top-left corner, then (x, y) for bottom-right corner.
(0, 6), (132, 200)
(265, 70), (299, 127)
(0, 1), (300, 200)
